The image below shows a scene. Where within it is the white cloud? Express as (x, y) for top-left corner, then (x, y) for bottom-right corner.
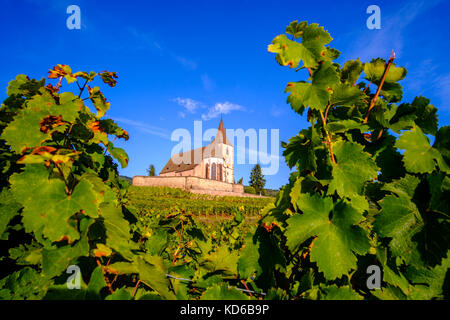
(172, 97), (202, 114)
(201, 102), (244, 120)
(112, 117), (171, 139)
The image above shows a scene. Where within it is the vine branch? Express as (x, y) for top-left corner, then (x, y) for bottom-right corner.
(363, 51), (396, 124)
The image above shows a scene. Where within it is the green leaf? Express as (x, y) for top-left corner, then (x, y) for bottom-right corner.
(364, 58), (407, 84)
(238, 235), (262, 280)
(406, 253), (450, 299)
(42, 218), (91, 278)
(328, 140), (379, 199)
(285, 20), (307, 39)
(105, 287), (133, 300)
(374, 195), (423, 263)
(341, 59), (363, 86)
(10, 165), (106, 242)
(200, 283), (250, 300)
(396, 126), (449, 174)
(286, 194), (370, 280)
(330, 83), (366, 107)
(268, 34), (317, 69)
(390, 97), (438, 135)
(100, 202), (137, 260)
(0, 189), (21, 236)
(87, 266), (107, 299)
(136, 255), (176, 300)
(321, 285), (363, 300)
(381, 174), (420, 199)
(282, 127), (319, 170)
(286, 61), (339, 113)
(433, 126), (450, 163)
(269, 22), (334, 70)
(1, 92), (58, 153)
(107, 141), (129, 168)
(87, 86), (110, 118)
(199, 245), (239, 277)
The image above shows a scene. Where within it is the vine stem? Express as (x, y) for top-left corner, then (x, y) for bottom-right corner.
(363, 50), (396, 124)
(78, 79), (88, 98)
(241, 280), (253, 298)
(132, 280), (141, 297)
(320, 109), (336, 164)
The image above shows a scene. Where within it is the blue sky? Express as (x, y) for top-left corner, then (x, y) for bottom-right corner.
(1, 0), (449, 189)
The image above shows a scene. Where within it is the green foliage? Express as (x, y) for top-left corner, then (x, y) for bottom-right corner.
(128, 186), (271, 216)
(244, 186), (256, 195)
(147, 164), (155, 176)
(249, 164), (266, 195)
(1, 18), (449, 300)
(257, 20), (450, 300)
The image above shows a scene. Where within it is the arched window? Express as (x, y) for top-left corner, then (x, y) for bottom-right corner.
(205, 163), (209, 179)
(211, 163), (216, 180)
(218, 164), (223, 181)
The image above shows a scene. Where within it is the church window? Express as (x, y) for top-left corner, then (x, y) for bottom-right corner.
(211, 163), (216, 180)
(205, 163), (209, 179)
(218, 164), (223, 181)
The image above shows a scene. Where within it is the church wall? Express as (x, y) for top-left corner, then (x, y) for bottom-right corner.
(132, 175), (244, 194)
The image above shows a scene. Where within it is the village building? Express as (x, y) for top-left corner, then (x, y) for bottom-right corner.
(159, 119), (234, 183)
(132, 119), (246, 196)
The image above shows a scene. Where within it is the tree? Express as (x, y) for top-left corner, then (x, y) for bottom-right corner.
(147, 164), (155, 176)
(249, 164), (266, 195)
(237, 177), (243, 184)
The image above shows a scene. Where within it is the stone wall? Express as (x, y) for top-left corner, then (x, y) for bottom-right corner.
(132, 175), (244, 195)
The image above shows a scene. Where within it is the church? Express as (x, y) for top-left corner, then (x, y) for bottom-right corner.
(159, 119), (235, 183)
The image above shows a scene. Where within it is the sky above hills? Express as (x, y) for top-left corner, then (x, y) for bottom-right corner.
(1, 0), (449, 189)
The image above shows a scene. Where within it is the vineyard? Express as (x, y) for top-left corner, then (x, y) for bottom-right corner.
(0, 19), (449, 300)
(128, 186), (273, 217)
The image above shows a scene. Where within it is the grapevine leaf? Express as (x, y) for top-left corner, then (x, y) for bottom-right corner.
(286, 194), (370, 280)
(374, 195), (423, 263)
(87, 266), (107, 299)
(340, 59), (363, 86)
(330, 83), (366, 107)
(105, 287), (133, 300)
(0, 189), (21, 236)
(433, 126), (450, 163)
(41, 217), (91, 278)
(328, 140), (379, 199)
(10, 165), (79, 242)
(282, 127), (318, 171)
(286, 61), (339, 113)
(238, 235), (262, 280)
(396, 126), (449, 174)
(285, 20), (307, 39)
(406, 253), (450, 299)
(364, 58), (407, 84)
(390, 97), (438, 135)
(199, 245), (239, 277)
(1, 92), (58, 153)
(107, 141), (129, 168)
(321, 285), (363, 300)
(381, 174), (420, 199)
(200, 283), (250, 300)
(100, 202), (137, 260)
(87, 86), (110, 118)
(136, 255), (176, 300)
(268, 34), (317, 69)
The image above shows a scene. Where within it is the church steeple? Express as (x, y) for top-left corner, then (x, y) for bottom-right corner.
(214, 118), (232, 146)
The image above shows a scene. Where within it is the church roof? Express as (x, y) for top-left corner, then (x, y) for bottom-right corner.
(159, 120), (232, 175)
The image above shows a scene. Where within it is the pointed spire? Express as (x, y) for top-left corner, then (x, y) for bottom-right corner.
(213, 118), (232, 146)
